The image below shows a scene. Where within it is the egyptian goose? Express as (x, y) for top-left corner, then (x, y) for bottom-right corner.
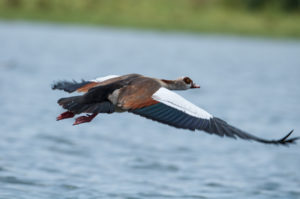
(52, 74), (299, 145)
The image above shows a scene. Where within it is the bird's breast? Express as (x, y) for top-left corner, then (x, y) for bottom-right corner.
(108, 88), (121, 105)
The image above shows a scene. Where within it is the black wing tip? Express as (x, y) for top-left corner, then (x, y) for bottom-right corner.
(51, 80), (70, 90)
(51, 81), (58, 90)
(271, 129), (299, 146)
(51, 79), (89, 93)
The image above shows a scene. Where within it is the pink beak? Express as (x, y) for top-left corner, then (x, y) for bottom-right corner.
(191, 83), (200, 89)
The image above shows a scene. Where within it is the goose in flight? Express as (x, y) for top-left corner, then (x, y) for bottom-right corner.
(52, 74), (298, 145)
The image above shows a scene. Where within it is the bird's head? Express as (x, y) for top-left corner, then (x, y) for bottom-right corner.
(161, 76), (200, 90)
(178, 76), (200, 90)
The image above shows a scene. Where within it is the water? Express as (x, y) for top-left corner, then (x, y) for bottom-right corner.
(0, 21), (300, 199)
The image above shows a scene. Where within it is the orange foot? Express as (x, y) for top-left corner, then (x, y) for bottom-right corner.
(73, 113), (98, 125)
(57, 111), (75, 121)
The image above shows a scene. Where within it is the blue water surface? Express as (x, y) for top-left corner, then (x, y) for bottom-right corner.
(0, 21), (300, 199)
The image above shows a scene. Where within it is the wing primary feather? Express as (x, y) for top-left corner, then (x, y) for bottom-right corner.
(179, 117), (197, 130)
(145, 107), (168, 119)
(177, 116), (193, 128)
(197, 119), (209, 130)
(152, 109), (174, 121)
(132, 102), (299, 145)
(206, 117), (299, 145)
(191, 119), (202, 130)
(213, 119), (226, 137)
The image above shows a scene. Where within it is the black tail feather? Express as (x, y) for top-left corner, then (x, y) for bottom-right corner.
(57, 96), (115, 114)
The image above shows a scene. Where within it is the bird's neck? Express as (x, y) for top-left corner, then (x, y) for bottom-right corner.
(161, 79), (187, 90)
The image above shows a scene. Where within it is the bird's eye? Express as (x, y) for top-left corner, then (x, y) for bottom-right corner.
(183, 77), (192, 84)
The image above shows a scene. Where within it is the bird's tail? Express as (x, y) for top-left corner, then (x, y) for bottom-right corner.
(57, 96), (115, 114)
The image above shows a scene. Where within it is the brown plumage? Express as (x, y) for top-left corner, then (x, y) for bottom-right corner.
(117, 77), (161, 109)
(52, 73), (299, 145)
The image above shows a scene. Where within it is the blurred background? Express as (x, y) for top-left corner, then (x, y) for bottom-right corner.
(0, 1), (300, 199)
(0, 0), (300, 37)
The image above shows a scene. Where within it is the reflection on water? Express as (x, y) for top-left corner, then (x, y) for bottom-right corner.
(0, 21), (300, 199)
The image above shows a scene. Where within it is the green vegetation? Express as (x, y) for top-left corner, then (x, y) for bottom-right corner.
(0, 0), (300, 38)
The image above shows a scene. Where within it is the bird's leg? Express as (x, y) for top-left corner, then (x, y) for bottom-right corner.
(73, 113), (98, 125)
(57, 111), (75, 121)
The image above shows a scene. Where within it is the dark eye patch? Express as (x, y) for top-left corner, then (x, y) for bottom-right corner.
(183, 77), (192, 84)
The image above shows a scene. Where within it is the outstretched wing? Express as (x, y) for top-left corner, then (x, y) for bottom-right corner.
(130, 88), (298, 145)
(52, 75), (120, 93)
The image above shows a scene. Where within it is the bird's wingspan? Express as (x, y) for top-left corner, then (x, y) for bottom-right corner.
(131, 88), (299, 145)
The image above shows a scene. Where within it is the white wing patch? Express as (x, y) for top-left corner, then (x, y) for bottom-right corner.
(152, 88), (213, 120)
(92, 75), (120, 82)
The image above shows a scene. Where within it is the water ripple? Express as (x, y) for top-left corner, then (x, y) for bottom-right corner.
(0, 176), (42, 187)
(0, 21), (300, 199)
(130, 161), (180, 172)
(36, 134), (75, 146)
